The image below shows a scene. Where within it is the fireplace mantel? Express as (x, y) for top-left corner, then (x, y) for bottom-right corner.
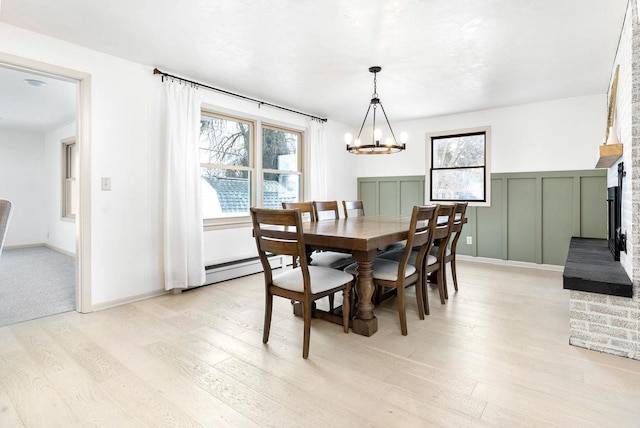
(563, 237), (632, 297)
(595, 143), (623, 168)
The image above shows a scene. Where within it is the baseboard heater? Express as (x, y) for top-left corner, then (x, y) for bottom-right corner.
(204, 254), (287, 285)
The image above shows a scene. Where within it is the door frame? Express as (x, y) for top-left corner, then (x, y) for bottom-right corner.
(0, 52), (92, 313)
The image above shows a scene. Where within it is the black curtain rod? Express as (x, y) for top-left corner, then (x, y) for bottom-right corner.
(153, 68), (327, 123)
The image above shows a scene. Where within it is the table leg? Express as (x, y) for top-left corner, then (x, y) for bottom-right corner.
(351, 251), (378, 336)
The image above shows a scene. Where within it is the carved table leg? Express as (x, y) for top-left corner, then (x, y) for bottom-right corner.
(351, 250), (378, 336)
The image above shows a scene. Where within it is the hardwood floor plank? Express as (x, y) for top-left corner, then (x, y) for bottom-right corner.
(0, 351), (79, 427)
(0, 383), (25, 427)
(100, 372), (204, 428)
(145, 340), (283, 424)
(46, 367), (142, 427)
(0, 325), (21, 355)
(77, 320), (254, 428)
(41, 320), (128, 383)
(9, 321), (78, 375)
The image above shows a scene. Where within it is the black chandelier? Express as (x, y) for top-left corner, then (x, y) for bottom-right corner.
(345, 66), (407, 154)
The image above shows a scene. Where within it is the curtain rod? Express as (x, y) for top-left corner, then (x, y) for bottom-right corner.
(153, 68), (327, 123)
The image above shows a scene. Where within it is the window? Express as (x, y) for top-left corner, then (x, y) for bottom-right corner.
(61, 138), (77, 220)
(262, 125), (302, 209)
(199, 110), (303, 225)
(429, 127), (490, 204)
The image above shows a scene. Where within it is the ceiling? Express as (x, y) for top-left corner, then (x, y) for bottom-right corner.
(0, 0), (629, 127)
(0, 66), (76, 132)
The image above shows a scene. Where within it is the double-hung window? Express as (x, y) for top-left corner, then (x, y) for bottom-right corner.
(199, 110), (303, 226)
(429, 127), (490, 204)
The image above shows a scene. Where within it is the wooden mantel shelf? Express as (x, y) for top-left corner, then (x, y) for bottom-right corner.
(596, 143), (623, 168)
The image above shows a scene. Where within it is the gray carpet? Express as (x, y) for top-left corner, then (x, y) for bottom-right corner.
(0, 246), (76, 327)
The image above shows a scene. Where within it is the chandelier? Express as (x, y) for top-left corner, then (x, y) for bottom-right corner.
(345, 66), (408, 154)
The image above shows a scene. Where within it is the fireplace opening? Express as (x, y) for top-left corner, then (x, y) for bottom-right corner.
(607, 162), (626, 261)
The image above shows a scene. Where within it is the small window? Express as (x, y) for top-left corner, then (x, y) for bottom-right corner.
(61, 138), (77, 220)
(429, 127), (490, 204)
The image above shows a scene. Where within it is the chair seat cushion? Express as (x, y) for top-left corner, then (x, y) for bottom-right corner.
(310, 251), (352, 268)
(345, 258), (420, 281)
(430, 246), (452, 257)
(273, 266), (353, 293)
(378, 249), (437, 267)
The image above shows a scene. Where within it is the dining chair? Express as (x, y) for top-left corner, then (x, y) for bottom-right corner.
(432, 202), (468, 296)
(282, 201), (352, 270)
(312, 200), (340, 220)
(342, 200), (365, 218)
(0, 199), (14, 259)
(282, 201), (351, 314)
(345, 205), (438, 335)
(427, 204), (457, 305)
(281, 201), (316, 222)
(251, 207), (353, 358)
(379, 204), (455, 312)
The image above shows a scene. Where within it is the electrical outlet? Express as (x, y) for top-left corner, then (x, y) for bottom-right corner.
(466, 236), (473, 245)
(101, 177), (111, 191)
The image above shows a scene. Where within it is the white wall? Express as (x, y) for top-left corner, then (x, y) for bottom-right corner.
(0, 128), (47, 246)
(356, 95), (606, 177)
(0, 22), (359, 305)
(44, 122), (77, 254)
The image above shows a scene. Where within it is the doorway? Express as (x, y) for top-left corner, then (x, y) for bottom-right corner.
(0, 53), (91, 323)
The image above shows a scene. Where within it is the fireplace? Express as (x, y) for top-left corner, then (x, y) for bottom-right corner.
(607, 186), (620, 260)
(607, 162), (625, 261)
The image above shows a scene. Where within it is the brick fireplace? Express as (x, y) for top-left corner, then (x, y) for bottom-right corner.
(566, 0), (639, 360)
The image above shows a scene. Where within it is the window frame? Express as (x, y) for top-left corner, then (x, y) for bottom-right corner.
(200, 109), (304, 230)
(261, 123), (303, 209)
(427, 126), (491, 207)
(61, 137), (77, 221)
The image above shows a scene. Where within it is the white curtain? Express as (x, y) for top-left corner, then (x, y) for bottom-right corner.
(162, 80), (205, 290)
(306, 119), (327, 201)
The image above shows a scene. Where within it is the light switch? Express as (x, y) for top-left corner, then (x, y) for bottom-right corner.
(101, 177), (111, 191)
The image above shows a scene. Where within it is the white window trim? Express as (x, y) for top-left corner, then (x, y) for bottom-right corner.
(425, 125), (491, 208)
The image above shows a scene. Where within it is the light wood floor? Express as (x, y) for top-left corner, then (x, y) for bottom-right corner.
(1, 260), (639, 427)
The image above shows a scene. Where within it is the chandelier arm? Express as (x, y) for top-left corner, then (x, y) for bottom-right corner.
(378, 102), (400, 145)
(372, 105), (377, 145)
(355, 103), (373, 141)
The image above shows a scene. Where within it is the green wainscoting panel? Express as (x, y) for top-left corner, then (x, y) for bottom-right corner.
(379, 181), (399, 215)
(359, 180), (378, 215)
(507, 178), (537, 263)
(476, 179), (504, 259)
(358, 169), (606, 266)
(358, 176), (425, 216)
(580, 176), (607, 239)
(542, 177), (575, 265)
(400, 179), (425, 216)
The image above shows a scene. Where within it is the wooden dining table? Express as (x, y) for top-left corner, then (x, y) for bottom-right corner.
(301, 214), (413, 336)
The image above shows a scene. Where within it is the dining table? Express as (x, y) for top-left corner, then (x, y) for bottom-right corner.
(301, 214), (414, 336)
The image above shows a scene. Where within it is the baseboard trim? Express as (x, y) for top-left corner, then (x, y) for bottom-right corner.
(92, 289), (168, 312)
(45, 243), (75, 258)
(4, 243), (45, 250)
(4, 242), (76, 258)
(457, 255), (564, 272)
